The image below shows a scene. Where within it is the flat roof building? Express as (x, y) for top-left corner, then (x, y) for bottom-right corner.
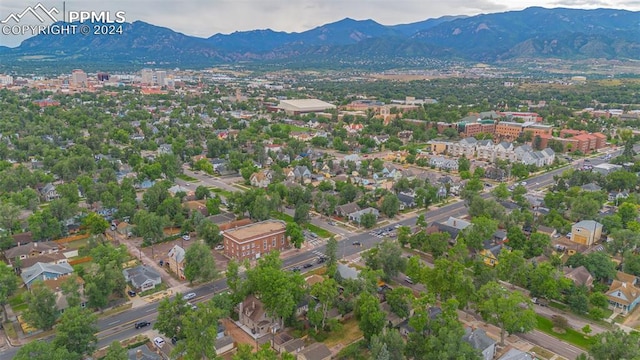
(222, 220), (288, 261)
(276, 99), (336, 115)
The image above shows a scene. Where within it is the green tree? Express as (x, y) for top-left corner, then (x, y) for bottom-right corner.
(172, 302), (227, 360)
(133, 210), (167, 245)
(0, 263), (18, 321)
(380, 194), (401, 218)
(495, 250), (530, 287)
(286, 222), (305, 249)
(584, 251), (617, 282)
(82, 212), (109, 235)
(491, 183), (510, 201)
(461, 216), (498, 251)
(356, 292), (386, 343)
(385, 287), (412, 319)
(309, 278), (339, 331)
(476, 281), (536, 345)
(13, 340), (76, 360)
(325, 236), (338, 276)
(53, 306), (98, 356)
(360, 212), (377, 228)
(363, 240), (407, 282)
(617, 202), (638, 227)
(588, 330), (640, 360)
(397, 225), (412, 247)
(154, 296), (190, 339)
(525, 232), (550, 258)
(60, 274), (82, 308)
(24, 281), (58, 330)
(197, 219), (222, 247)
(458, 156), (471, 172)
(370, 329), (405, 360)
(418, 258), (475, 309)
(607, 229), (640, 265)
(293, 203), (311, 224)
(0, 202), (21, 233)
(103, 341), (127, 360)
(184, 242), (218, 284)
(195, 185), (211, 200)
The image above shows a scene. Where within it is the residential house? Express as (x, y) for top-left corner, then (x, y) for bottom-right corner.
(272, 333), (305, 355)
(397, 193), (417, 209)
(211, 159), (227, 174)
(337, 263), (360, 280)
(17, 253), (68, 270)
(157, 143), (173, 155)
(397, 307), (442, 337)
(498, 348), (534, 360)
(167, 245), (185, 280)
(123, 265), (162, 292)
(475, 140), (496, 161)
(40, 183), (60, 202)
(168, 185), (190, 196)
(349, 207), (379, 224)
(297, 342), (332, 360)
(536, 225), (557, 238)
(335, 202), (361, 218)
(495, 141), (516, 161)
(563, 266), (594, 289)
(250, 171), (271, 188)
(606, 271), (640, 313)
(429, 156), (458, 171)
(581, 183), (602, 192)
(239, 294), (277, 336)
(462, 327), (496, 360)
(127, 344), (163, 360)
(4, 241), (60, 263)
(21, 262), (74, 289)
(480, 240), (510, 267)
(43, 276), (87, 312)
(570, 220), (603, 246)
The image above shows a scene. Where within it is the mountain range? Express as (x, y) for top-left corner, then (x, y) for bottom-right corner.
(0, 7), (638, 69)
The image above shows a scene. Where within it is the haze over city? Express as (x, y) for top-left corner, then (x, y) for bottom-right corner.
(1, 0), (639, 46)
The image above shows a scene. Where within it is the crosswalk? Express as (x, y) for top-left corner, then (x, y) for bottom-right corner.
(311, 250), (325, 258)
(307, 237), (322, 246)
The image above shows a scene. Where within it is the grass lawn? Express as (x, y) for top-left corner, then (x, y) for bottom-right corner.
(65, 238), (90, 250)
(335, 340), (369, 360)
(210, 187), (234, 198)
(8, 288), (28, 312)
(271, 212), (335, 238)
(2, 321), (18, 340)
(99, 303), (133, 318)
(529, 346), (556, 360)
(323, 317), (363, 348)
(535, 315), (595, 349)
(178, 174), (198, 182)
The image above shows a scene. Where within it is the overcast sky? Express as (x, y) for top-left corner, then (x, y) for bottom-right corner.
(1, 0), (639, 47)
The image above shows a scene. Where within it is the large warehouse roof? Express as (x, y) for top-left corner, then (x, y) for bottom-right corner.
(277, 99), (336, 112)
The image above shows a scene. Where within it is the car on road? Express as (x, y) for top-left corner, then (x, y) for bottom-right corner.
(531, 297), (538, 304)
(303, 263), (313, 269)
(135, 321), (151, 329)
(352, 241), (362, 246)
(182, 293), (196, 301)
(394, 224), (401, 229)
(214, 244), (224, 250)
(328, 221), (336, 226)
(404, 277), (414, 284)
(566, 232), (572, 238)
(317, 256), (327, 264)
(153, 337), (165, 348)
(186, 302), (198, 310)
(127, 290), (137, 297)
(291, 267), (300, 272)
(520, 181), (527, 186)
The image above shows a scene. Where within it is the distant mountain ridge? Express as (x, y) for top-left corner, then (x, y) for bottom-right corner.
(1, 7), (638, 69)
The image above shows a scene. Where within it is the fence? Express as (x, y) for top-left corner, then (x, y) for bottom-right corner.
(69, 256), (92, 266)
(54, 233), (90, 244)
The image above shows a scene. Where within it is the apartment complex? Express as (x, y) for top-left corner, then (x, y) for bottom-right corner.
(222, 220), (288, 261)
(538, 130), (607, 153)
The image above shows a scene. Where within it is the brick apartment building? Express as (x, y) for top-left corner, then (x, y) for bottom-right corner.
(222, 220), (288, 261)
(538, 130), (607, 153)
(495, 121), (553, 141)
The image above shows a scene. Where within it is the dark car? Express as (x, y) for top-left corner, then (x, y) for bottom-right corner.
(171, 336), (178, 345)
(303, 263), (313, 269)
(353, 241), (362, 246)
(128, 290), (137, 297)
(291, 267), (300, 272)
(135, 321), (151, 329)
(317, 256), (327, 264)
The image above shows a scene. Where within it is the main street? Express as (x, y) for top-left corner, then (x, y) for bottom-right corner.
(0, 151), (621, 359)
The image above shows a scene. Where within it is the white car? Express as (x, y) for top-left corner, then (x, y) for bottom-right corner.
(182, 292), (196, 300)
(153, 337), (165, 348)
(214, 244), (224, 250)
(182, 234), (191, 241)
(520, 181), (527, 186)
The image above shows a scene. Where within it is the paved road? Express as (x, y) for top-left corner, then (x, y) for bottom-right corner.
(521, 330), (586, 359)
(1, 150), (622, 359)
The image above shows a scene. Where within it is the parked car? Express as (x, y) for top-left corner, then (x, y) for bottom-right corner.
(328, 221), (336, 226)
(127, 290), (137, 297)
(153, 337), (165, 348)
(291, 267), (300, 272)
(303, 263), (313, 269)
(214, 244), (224, 250)
(404, 277), (414, 284)
(352, 241), (362, 246)
(182, 292), (196, 301)
(182, 234), (191, 241)
(171, 336), (178, 345)
(135, 321), (151, 329)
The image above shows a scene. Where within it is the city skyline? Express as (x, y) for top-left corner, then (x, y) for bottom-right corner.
(1, 0), (639, 47)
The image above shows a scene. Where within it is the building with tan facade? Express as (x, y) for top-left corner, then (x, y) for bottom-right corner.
(222, 220), (288, 261)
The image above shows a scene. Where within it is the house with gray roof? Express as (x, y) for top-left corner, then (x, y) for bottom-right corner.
(349, 207), (379, 224)
(429, 156), (458, 171)
(462, 327), (496, 360)
(21, 262), (74, 289)
(450, 137), (478, 158)
(335, 202), (361, 218)
(498, 348), (534, 360)
(123, 265), (162, 292)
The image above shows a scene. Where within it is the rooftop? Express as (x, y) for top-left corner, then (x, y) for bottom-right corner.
(223, 219), (286, 242)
